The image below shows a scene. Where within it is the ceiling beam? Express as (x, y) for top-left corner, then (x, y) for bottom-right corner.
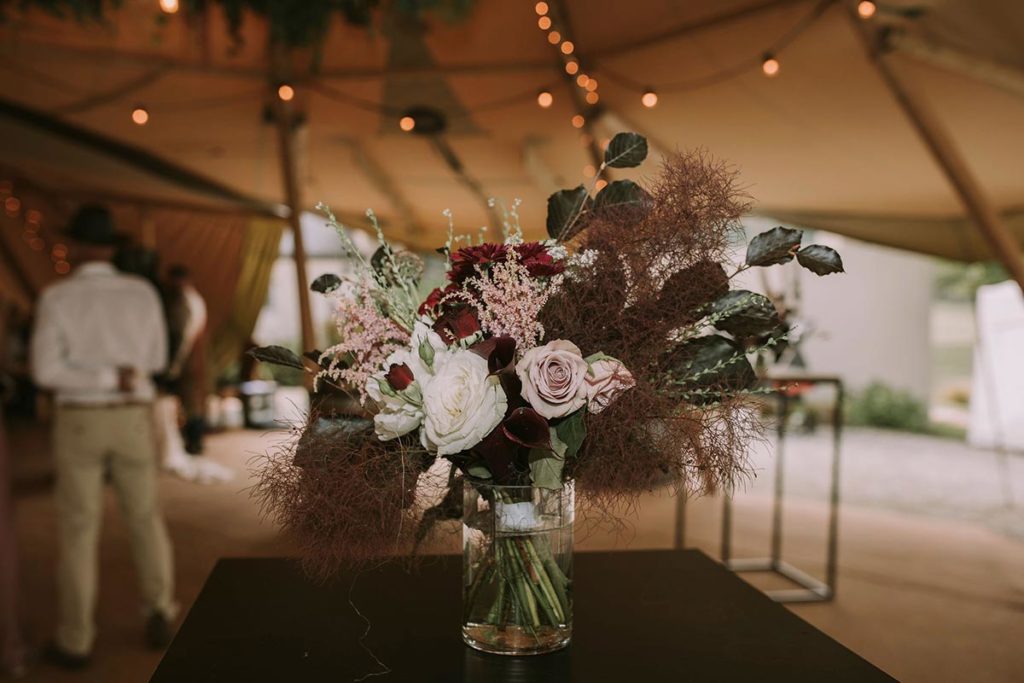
(886, 29), (1024, 99)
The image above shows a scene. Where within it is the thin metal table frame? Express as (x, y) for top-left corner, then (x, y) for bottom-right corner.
(720, 375), (845, 603)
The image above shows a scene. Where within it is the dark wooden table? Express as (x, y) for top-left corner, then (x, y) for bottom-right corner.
(151, 550), (895, 682)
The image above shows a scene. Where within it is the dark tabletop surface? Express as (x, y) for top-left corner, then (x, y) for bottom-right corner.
(151, 549), (896, 682)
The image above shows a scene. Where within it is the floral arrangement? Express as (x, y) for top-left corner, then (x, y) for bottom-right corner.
(251, 132), (843, 580)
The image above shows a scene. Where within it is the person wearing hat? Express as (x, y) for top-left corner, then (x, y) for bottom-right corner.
(30, 205), (176, 669)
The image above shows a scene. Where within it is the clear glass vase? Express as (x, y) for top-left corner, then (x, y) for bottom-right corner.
(461, 481), (574, 655)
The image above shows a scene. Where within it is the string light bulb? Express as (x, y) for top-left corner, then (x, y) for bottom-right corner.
(857, 1), (877, 18)
(585, 78), (598, 92)
(537, 90), (554, 108)
(761, 53), (780, 77)
(576, 74), (589, 88)
(55, 261), (71, 275)
(131, 106), (149, 125)
(585, 91), (599, 105)
(571, 114), (585, 129)
(535, 1), (548, 15)
(399, 116), (416, 132)
(560, 41), (574, 55)
(537, 16), (551, 30)
(547, 31), (561, 45)
(641, 89), (658, 108)
(565, 61), (579, 75)
(583, 164), (596, 178)
(277, 84), (295, 101)
(158, 0), (179, 13)
(595, 179), (608, 191)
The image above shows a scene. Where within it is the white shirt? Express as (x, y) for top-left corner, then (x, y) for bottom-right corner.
(31, 261), (168, 405)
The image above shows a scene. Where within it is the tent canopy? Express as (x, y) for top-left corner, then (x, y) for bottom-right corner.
(0, 0), (1022, 260)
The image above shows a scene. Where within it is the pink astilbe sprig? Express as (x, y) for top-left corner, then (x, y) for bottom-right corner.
(453, 250), (549, 352)
(318, 281), (410, 403)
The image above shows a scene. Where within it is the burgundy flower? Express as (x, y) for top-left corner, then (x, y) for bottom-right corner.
(501, 407), (551, 450)
(385, 363), (414, 391)
(512, 242), (565, 278)
(432, 305), (481, 345)
(418, 283), (459, 315)
(469, 335), (517, 374)
(448, 243), (508, 283)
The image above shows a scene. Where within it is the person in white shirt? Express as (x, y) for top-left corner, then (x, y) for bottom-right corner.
(30, 205), (176, 669)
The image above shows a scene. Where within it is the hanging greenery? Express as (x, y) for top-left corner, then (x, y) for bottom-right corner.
(0, 0), (476, 47)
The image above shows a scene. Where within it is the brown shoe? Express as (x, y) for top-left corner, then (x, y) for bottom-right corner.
(42, 642), (90, 671)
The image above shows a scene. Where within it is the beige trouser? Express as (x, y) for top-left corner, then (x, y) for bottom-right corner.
(53, 404), (175, 655)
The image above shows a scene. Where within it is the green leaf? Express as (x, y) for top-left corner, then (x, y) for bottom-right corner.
(796, 245), (845, 276)
(745, 226), (803, 267)
(708, 290), (780, 338)
(594, 179), (646, 212)
(310, 273), (342, 294)
(554, 409), (587, 460)
(603, 132), (648, 168)
(247, 345), (306, 370)
(546, 185), (593, 241)
(466, 463), (493, 480)
(664, 335), (757, 398)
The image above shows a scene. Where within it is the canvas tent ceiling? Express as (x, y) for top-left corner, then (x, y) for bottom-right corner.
(0, 0), (1022, 261)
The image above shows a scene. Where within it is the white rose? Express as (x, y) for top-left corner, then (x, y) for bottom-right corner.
(365, 373), (423, 440)
(515, 339), (589, 419)
(419, 350), (507, 456)
(585, 357), (635, 414)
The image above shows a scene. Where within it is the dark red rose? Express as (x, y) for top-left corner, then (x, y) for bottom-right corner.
(385, 363), (414, 391)
(448, 243), (508, 283)
(432, 305), (481, 345)
(418, 283), (459, 315)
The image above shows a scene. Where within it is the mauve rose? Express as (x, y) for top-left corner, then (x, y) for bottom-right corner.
(385, 363), (414, 391)
(515, 340), (589, 419)
(585, 357), (635, 414)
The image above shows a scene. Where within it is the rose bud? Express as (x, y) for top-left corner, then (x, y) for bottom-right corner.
(385, 362), (415, 391)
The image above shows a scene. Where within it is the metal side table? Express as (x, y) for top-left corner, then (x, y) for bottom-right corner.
(720, 374), (845, 603)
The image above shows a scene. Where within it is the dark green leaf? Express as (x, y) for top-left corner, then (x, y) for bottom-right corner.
(247, 345), (306, 370)
(310, 273), (342, 294)
(554, 409), (587, 460)
(745, 226), (803, 267)
(594, 179), (646, 212)
(546, 185), (592, 241)
(663, 335), (757, 398)
(796, 245), (845, 276)
(708, 290), (780, 338)
(528, 451), (563, 490)
(603, 132), (648, 168)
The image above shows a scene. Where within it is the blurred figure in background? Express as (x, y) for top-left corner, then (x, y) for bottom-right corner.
(156, 266), (232, 484)
(0, 300), (28, 679)
(30, 205), (176, 670)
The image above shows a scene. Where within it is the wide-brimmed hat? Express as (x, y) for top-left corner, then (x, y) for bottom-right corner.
(66, 204), (120, 245)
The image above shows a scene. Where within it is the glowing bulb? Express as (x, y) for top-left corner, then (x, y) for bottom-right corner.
(535, 1), (548, 15)
(571, 114), (585, 128)
(762, 54), (780, 77)
(55, 260), (71, 275)
(29, 237), (44, 251)
(132, 106), (149, 125)
(857, 1), (877, 18)
(4, 197), (20, 213)
(399, 116), (415, 132)
(585, 78), (598, 92)
(52, 244), (68, 259)
(583, 165), (596, 178)
(565, 61), (579, 75)
(548, 31), (561, 45)
(25, 209), (41, 224)
(158, 0), (179, 13)
(537, 90), (554, 108)
(576, 74), (589, 88)
(641, 89), (658, 108)
(538, 16), (551, 30)
(595, 179), (608, 191)
(277, 84), (295, 101)
(585, 91), (599, 105)
(560, 41), (574, 55)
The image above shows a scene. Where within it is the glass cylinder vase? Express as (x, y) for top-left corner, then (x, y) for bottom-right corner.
(461, 481), (574, 655)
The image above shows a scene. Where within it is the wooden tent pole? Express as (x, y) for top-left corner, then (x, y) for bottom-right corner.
(846, 8), (1024, 294)
(270, 82), (316, 358)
